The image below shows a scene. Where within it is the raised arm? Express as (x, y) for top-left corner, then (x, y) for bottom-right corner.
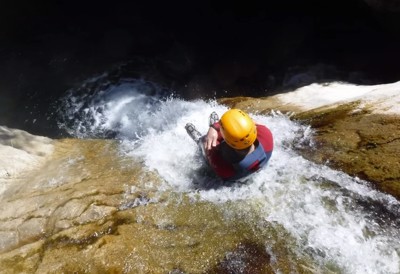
(204, 122), (222, 150)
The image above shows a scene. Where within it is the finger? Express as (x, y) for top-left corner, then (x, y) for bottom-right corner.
(206, 138), (212, 150)
(212, 138), (217, 148)
(206, 138), (214, 150)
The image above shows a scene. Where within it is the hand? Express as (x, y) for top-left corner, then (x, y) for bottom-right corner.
(204, 127), (219, 150)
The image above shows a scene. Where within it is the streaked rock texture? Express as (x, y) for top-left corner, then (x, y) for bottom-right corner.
(219, 87), (400, 199)
(0, 137), (309, 273)
(1, 82), (399, 273)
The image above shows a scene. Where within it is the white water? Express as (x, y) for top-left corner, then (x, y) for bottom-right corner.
(59, 78), (400, 274)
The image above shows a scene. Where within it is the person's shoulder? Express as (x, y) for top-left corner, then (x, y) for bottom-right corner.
(255, 124), (273, 151)
(256, 124), (272, 134)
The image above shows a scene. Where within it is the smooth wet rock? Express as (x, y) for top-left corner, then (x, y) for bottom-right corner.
(292, 103), (400, 198)
(0, 126), (54, 198)
(1, 136), (313, 273)
(219, 85), (400, 199)
(2, 81), (400, 273)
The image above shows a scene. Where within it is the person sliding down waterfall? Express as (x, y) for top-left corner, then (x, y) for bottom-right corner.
(185, 109), (273, 182)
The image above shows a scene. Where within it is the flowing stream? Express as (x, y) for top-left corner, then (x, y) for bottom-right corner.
(56, 77), (400, 273)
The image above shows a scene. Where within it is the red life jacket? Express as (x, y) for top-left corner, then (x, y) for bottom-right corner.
(205, 123), (273, 181)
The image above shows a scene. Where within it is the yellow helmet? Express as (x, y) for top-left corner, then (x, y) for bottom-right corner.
(220, 109), (257, 149)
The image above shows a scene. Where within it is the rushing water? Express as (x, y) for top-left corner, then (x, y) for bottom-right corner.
(57, 77), (400, 273)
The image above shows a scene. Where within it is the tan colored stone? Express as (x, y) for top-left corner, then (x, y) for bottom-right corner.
(3, 90), (399, 272)
(219, 97), (400, 199)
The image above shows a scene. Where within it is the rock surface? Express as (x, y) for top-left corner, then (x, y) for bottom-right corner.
(1, 81), (399, 273)
(0, 137), (309, 273)
(0, 126), (54, 198)
(219, 82), (400, 199)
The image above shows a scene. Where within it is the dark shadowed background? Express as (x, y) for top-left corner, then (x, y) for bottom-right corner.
(1, 0), (399, 136)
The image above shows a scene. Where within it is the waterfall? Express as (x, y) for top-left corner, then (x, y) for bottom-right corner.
(56, 77), (400, 273)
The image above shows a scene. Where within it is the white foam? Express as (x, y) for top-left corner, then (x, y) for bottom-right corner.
(275, 80), (400, 115)
(59, 79), (400, 273)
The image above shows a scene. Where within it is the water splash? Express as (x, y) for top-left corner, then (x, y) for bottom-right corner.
(58, 78), (400, 273)
(57, 77), (168, 138)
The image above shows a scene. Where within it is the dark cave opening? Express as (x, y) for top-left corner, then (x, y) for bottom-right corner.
(1, 0), (399, 136)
